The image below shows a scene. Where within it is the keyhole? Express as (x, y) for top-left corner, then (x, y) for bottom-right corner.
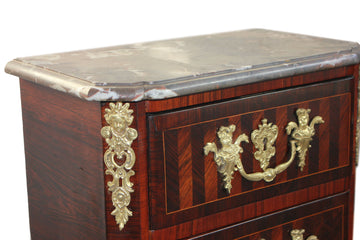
(263, 138), (268, 150)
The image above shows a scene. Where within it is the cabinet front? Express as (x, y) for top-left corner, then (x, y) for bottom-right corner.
(148, 77), (353, 233)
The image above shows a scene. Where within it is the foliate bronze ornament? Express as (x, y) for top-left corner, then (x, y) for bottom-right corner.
(238, 118), (296, 182)
(259, 229), (318, 240)
(286, 108), (324, 171)
(290, 229), (319, 240)
(204, 125), (249, 193)
(204, 121), (297, 190)
(238, 118), (296, 183)
(205, 108), (324, 192)
(101, 102), (138, 231)
(251, 118), (278, 171)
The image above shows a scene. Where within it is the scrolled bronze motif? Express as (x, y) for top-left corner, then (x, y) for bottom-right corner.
(204, 121), (296, 188)
(259, 229), (319, 240)
(290, 229), (319, 240)
(204, 125), (248, 193)
(205, 108), (324, 192)
(101, 102), (138, 231)
(286, 108), (324, 171)
(251, 118), (278, 171)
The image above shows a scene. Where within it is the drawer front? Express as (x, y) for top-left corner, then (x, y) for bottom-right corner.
(192, 192), (348, 240)
(148, 78), (353, 230)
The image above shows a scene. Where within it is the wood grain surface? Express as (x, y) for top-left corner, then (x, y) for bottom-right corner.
(148, 78), (353, 231)
(19, 65), (358, 239)
(20, 80), (106, 240)
(191, 192), (348, 240)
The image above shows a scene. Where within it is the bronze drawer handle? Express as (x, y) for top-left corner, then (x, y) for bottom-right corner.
(259, 229), (319, 240)
(204, 108), (323, 193)
(101, 102), (138, 231)
(260, 229), (319, 240)
(290, 229), (319, 240)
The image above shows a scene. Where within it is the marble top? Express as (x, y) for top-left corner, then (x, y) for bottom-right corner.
(5, 29), (360, 101)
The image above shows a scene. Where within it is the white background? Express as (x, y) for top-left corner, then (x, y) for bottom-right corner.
(0, 0), (359, 239)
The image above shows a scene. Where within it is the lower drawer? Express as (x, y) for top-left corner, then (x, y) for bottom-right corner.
(191, 192), (349, 240)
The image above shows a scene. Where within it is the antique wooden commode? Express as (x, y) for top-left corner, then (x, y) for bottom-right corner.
(5, 29), (360, 239)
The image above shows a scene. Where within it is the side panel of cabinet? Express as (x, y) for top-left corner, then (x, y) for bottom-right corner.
(20, 80), (107, 240)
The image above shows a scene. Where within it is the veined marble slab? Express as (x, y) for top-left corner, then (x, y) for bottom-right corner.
(5, 29), (360, 101)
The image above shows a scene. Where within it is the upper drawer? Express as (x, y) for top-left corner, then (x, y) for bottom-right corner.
(148, 77), (353, 230)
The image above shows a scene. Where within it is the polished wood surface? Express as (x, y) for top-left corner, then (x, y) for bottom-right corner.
(20, 64), (358, 239)
(148, 78), (352, 230)
(149, 179), (348, 239)
(192, 192), (348, 240)
(348, 64), (359, 240)
(20, 80), (106, 240)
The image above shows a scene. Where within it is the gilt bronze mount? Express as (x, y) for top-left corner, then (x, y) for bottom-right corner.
(260, 229), (319, 240)
(205, 108), (324, 193)
(101, 102), (138, 231)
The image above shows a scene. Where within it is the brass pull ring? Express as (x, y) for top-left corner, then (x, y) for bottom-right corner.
(238, 140), (297, 183)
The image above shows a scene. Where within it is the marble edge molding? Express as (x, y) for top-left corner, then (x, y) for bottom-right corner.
(5, 60), (94, 99)
(5, 46), (360, 102)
